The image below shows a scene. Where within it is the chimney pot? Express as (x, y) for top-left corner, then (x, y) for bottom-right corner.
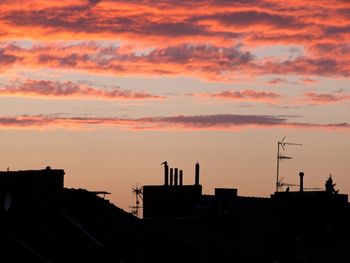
(179, 170), (183, 186)
(170, 168), (173, 186)
(163, 162), (169, 186)
(299, 172), (304, 192)
(174, 168), (178, 186)
(195, 162), (200, 185)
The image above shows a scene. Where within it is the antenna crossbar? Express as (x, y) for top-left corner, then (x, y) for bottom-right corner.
(131, 186), (143, 218)
(276, 137), (302, 192)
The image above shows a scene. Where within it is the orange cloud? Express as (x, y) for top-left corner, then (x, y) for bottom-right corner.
(1, 42), (349, 80)
(0, 0), (348, 81)
(0, 79), (164, 100)
(0, 43), (255, 80)
(0, 0), (349, 50)
(0, 114), (348, 131)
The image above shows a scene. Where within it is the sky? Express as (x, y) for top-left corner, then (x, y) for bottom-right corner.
(0, 0), (349, 211)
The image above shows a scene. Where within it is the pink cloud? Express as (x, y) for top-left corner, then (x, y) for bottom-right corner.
(303, 91), (350, 104)
(0, 79), (164, 100)
(299, 78), (317, 85)
(0, 114), (348, 131)
(267, 78), (287, 85)
(257, 56), (350, 77)
(195, 89), (280, 103)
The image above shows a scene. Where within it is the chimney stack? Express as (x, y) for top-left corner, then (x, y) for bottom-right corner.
(195, 162), (200, 185)
(179, 170), (183, 186)
(299, 172), (304, 192)
(163, 162), (169, 186)
(174, 168), (178, 186)
(170, 168), (173, 186)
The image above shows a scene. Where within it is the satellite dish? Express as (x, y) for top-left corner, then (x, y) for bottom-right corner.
(4, 192), (12, 212)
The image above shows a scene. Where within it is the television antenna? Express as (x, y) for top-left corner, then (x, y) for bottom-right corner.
(276, 137), (302, 192)
(130, 185), (143, 218)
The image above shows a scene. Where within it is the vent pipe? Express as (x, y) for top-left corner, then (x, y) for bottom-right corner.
(174, 168), (178, 186)
(170, 168), (173, 186)
(163, 161), (169, 186)
(195, 162), (200, 185)
(299, 172), (304, 192)
(179, 170), (183, 186)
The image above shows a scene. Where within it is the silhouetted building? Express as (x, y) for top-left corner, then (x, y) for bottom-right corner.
(3, 164), (350, 263)
(0, 167), (64, 215)
(143, 162), (202, 218)
(143, 162), (350, 263)
(0, 167), (198, 263)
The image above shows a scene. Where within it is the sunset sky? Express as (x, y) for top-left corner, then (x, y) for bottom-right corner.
(0, 0), (349, 211)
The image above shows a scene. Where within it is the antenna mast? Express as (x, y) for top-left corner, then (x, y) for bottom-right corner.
(130, 186), (143, 218)
(276, 137), (302, 192)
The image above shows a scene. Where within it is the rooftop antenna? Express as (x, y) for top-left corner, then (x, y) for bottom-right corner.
(276, 137), (302, 192)
(130, 185), (143, 218)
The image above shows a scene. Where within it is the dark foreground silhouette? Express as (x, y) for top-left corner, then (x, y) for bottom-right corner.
(143, 162), (350, 263)
(1, 166), (350, 263)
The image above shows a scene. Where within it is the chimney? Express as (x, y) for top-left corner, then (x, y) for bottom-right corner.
(170, 168), (173, 186)
(164, 162), (169, 186)
(179, 170), (183, 186)
(195, 162), (200, 185)
(174, 168), (178, 186)
(299, 172), (304, 192)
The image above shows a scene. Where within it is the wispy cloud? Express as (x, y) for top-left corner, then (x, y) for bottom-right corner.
(0, 79), (164, 100)
(298, 78), (318, 85)
(267, 78), (287, 85)
(257, 56), (350, 77)
(194, 89), (280, 103)
(267, 77), (317, 86)
(303, 91), (350, 104)
(0, 114), (348, 131)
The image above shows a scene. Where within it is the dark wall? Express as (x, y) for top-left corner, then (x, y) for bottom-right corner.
(143, 185), (202, 218)
(0, 168), (64, 215)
